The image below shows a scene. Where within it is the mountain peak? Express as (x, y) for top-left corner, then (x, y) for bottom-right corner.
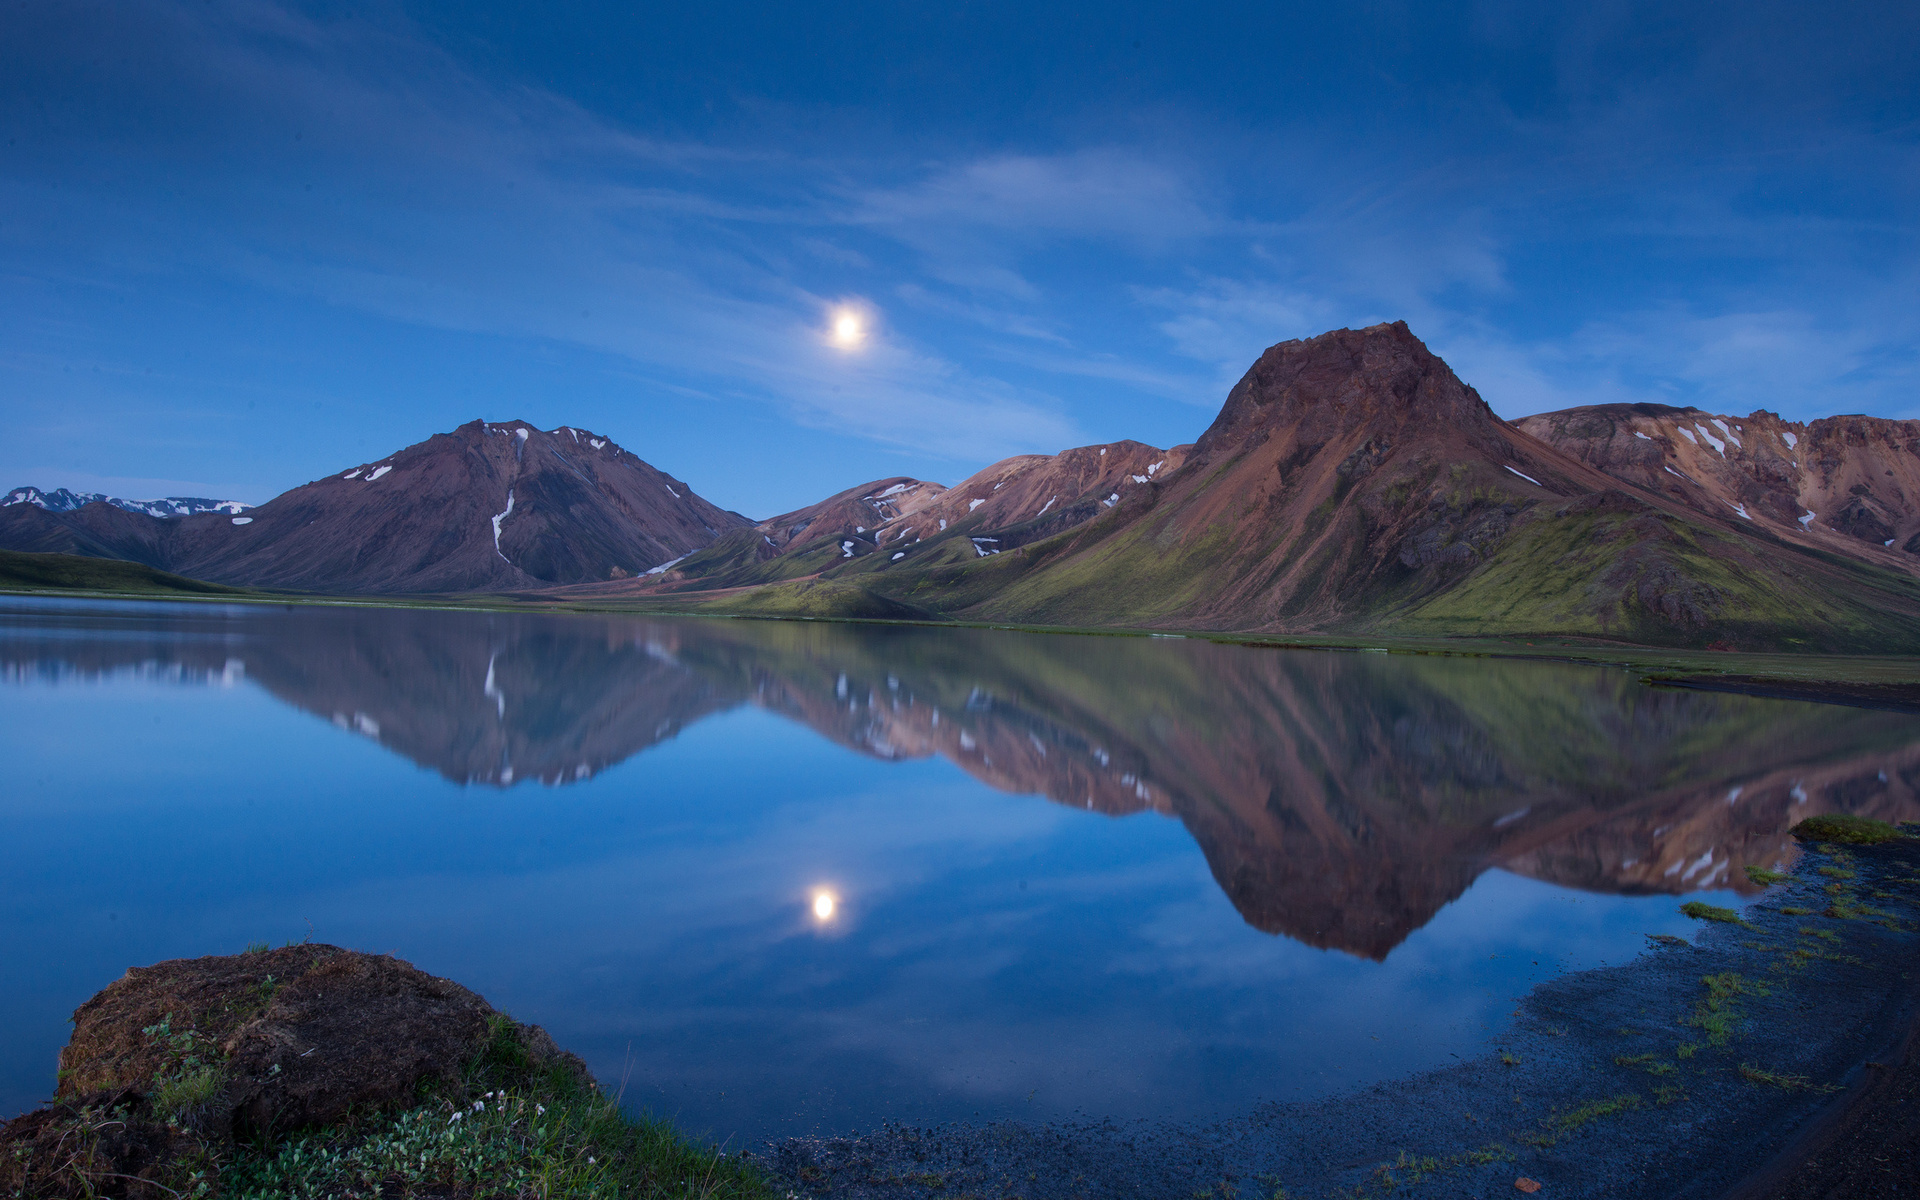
(1199, 321), (1495, 460)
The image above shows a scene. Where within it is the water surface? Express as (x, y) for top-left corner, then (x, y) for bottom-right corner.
(4, 597), (1917, 1144)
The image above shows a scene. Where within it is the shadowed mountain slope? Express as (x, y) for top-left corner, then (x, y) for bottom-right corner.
(0, 421), (746, 593)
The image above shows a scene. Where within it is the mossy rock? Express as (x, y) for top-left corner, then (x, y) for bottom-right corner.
(1789, 814), (1907, 845)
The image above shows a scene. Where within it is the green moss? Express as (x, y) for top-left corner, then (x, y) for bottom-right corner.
(1791, 814), (1906, 844)
(1613, 1054), (1675, 1077)
(1743, 865), (1790, 886)
(223, 1019), (771, 1200)
(1522, 1094), (1643, 1147)
(1688, 973), (1765, 1046)
(1737, 1064), (1832, 1092)
(1680, 901), (1743, 924)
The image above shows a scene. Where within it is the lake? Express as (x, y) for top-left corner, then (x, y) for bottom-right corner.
(4, 596), (1917, 1147)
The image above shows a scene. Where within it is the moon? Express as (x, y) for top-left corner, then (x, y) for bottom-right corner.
(829, 308), (866, 349)
(812, 889), (838, 920)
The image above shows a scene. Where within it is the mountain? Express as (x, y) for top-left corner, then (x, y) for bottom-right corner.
(1515, 404), (1920, 561)
(0, 421), (746, 593)
(623, 439), (1190, 597)
(3, 486), (251, 518)
(659, 322), (1920, 651)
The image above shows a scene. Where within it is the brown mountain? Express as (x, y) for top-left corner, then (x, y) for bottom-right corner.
(1515, 403), (1920, 564)
(632, 440), (1188, 594)
(0, 421), (746, 593)
(676, 322), (1920, 651)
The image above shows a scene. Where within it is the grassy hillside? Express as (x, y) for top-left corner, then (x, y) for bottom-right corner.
(0, 549), (256, 597)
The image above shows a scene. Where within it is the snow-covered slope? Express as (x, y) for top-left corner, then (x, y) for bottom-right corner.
(3, 486), (251, 518)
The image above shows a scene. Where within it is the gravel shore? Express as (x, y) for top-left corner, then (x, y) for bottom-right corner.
(756, 838), (1920, 1200)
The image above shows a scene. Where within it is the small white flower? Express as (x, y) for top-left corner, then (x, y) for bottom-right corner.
(587, 1157), (596, 1164)
(448, 1112), (463, 1124)
(535, 1104), (545, 1116)
(472, 1100), (485, 1112)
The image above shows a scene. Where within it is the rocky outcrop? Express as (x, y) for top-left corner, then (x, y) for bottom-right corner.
(0, 946), (590, 1197)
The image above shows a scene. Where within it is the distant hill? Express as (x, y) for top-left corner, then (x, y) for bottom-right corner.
(642, 440), (1189, 594)
(0, 549), (255, 597)
(3, 486), (251, 518)
(0, 421), (748, 593)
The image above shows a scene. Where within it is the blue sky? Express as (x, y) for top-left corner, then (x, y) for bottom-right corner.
(4, 0), (1917, 516)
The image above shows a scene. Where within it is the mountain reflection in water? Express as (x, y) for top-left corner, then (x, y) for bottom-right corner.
(8, 600), (1918, 962)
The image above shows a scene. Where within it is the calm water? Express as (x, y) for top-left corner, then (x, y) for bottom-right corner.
(5, 597), (1919, 1144)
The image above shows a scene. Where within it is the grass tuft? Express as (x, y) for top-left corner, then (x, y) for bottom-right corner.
(1743, 865), (1790, 886)
(1681, 901), (1744, 924)
(1791, 814), (1906, 844)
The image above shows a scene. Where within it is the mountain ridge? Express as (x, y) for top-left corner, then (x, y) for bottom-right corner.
(10, 323), (1920, 651)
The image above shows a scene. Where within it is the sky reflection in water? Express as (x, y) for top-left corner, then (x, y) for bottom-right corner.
(4, 597), (1918, 1143)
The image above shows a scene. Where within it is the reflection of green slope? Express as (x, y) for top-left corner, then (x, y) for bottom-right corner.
(664, 619), (1920, 956)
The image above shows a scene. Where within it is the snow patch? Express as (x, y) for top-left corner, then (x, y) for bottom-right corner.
(491, 490), (516, 561)
(993, 482), (1004, 490)
(872, 483), (914, 499)
(1799, 511), (1817, 529)
(342, 469), (362, 479)
(663, 482), (680, 499)
(515, 428), (528, 441)
(1711, 418), (1740, 447)
(1633, 431), (1651, 441)
(969, 499), (986, 511)
(1677, 426), (1698, 444)
(938, 518), (947, 530)
(891, 551), (905, 560)
(1098, 448), (1106, 456)
(841, 541), (855, 557)
(1148, 461), (1163, 475)
(1103, 492), (1119, 506)
(1130, 474), (1147, 484)
(1887, 539), (1896, 547)
(856, 525), (865, 533)
(365, 465), (392, 481)
(1696, 425), (1726, 455)
(1037, 496), (1056, 515)
(1665, 466), (1686, 479)
(1783, 431), (1798, 449)
(1730, 502), (1751, 519)
(1503, 465), (1542, 486)
(590, 438), (606, 449)
(644, 554), (688, 575)
(231, 516), (253, 525)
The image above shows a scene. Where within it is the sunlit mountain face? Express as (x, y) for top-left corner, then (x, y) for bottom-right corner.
(8, 599), (1916, 961)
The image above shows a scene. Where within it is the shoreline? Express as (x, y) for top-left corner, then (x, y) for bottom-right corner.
(10, 581), (1920, 718)
(753, 836), (1920, 1199)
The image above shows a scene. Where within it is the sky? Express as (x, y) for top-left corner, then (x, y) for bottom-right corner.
(3, 0), (1918, 517)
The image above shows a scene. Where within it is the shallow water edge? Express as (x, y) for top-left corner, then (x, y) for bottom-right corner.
(755, 837), (1920, 1200)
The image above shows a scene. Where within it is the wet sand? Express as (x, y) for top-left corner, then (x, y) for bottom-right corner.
(754, 838), (1920, 1199)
